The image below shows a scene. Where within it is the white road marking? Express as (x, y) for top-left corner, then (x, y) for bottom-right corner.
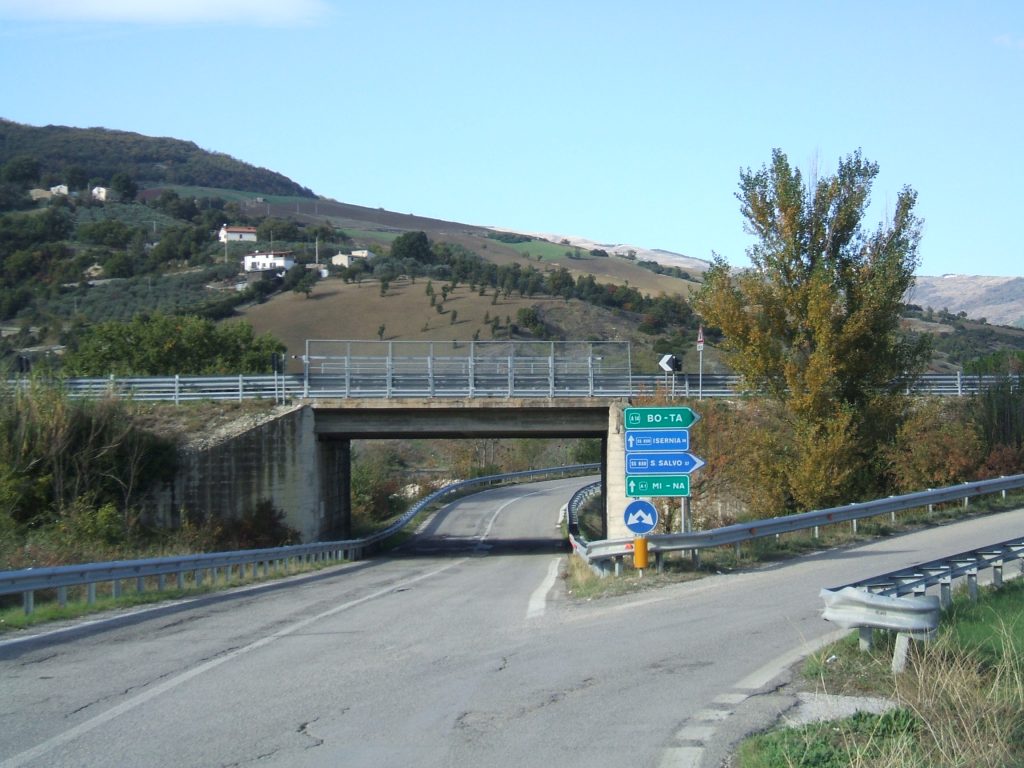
(475, 488), (545, 548)
(0, 560), (466, 768)
(527, 557), (562, 619)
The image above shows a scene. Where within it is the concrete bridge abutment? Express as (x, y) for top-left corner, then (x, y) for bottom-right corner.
(148, 399), (642, 544)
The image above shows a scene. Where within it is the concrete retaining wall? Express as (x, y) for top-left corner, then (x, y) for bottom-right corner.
(146, 405), (339, 542)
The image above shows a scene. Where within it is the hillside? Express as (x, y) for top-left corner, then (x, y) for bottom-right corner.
(909, 275), (1024, 329)
(1, 118), (1022, 378)
(0, 119), (312, 197)
(236, 276), (726, 375)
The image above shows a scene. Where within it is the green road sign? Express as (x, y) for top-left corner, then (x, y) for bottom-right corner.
(625, 406), (700, 430)
(626, 474), (691, 497)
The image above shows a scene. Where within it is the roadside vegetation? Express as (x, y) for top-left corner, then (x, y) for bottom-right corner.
(736, 579), (1024, 768)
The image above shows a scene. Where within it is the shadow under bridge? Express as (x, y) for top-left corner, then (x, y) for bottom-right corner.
(311, 398), (613, 547)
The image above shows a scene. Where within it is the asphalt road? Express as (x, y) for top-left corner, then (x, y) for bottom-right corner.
(2, 479), (1021, 768)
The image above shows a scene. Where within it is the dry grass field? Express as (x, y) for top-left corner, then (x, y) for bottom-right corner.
(233, 274), (719, 373)
(237, 276), (564, 357)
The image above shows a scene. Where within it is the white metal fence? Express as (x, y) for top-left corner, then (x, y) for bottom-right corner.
(10, 371), (1016, 403)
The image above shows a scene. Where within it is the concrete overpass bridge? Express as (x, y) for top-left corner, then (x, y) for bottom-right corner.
(150, 396), (639, 544)
(138, 337), (986, 542)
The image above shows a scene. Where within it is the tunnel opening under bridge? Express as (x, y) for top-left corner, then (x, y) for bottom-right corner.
(311, 400), (613, 545)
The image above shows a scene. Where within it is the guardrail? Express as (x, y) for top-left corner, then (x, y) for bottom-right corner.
(10, 371), (1017, 402)
(574, 474), (1024, 574)
(819, 535), (1024, 670)
(825, 534), (1024, 606)
(0, 464), (600, 616)
(565, 481), (602, 540)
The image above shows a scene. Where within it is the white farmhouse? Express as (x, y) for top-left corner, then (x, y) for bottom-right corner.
(243, 251), (295, 273)
(219, 225), (258, 243)
(330, 249), (376, 268)
(91, 186), (108, 202)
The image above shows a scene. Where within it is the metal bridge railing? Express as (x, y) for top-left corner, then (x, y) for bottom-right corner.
(8, 371), (1018, 403)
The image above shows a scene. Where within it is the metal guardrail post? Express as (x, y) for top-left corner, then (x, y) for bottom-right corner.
(428, 345), (435, 397)
(386, 341), (393, 399)
(548, 342), (555, 397)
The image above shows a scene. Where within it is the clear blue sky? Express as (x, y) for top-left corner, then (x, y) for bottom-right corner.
(1, 1), (1021, 276)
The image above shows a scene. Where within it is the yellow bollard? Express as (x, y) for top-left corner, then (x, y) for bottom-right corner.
(633, 536), (648, 571)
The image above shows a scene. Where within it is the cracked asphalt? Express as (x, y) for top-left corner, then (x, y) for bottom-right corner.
(2, 480), (1021, 768)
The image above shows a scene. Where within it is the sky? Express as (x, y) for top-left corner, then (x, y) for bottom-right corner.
(0, 0), (1021, 276)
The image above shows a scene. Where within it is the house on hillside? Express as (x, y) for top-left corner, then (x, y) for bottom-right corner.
(331, 249), (376, 268)
(49, 184), (69, 196)
(219, 225), (258, 243)
(243, 251), (295, 273)
(91, 186), (108, 202)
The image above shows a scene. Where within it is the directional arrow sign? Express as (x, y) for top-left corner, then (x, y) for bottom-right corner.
(623, 499), (658, 534)
(625, 406), (700, 430)
(625, 428), (689, 452)
(658, 354), (677, 372)
(625, 451), (705, 474)
(627, 475), (691, 498)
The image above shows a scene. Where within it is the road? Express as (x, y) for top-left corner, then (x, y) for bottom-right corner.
(2, 478), (1022, 768)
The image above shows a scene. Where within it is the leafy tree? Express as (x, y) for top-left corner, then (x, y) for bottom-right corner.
(885, 399), (984, 492)
(110, 172), (138, 202)
(256, 217), (299, 242)
(350, 443), (406, 524)
(389, 230), (432, 264)
(65, 165), (89, 191)
(78, 219), (137, 248)
(293, 270), (318, 298)
(0, 183), (31, 212)
(62, 314), (284, 375)
(1, 155), (40, 186)
(694, 149), (930, 510)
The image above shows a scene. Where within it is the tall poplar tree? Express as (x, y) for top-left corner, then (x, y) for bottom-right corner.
(695, 149), (930, 510)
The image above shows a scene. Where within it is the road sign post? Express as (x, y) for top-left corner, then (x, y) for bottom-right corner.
(697, 326), (704, 400)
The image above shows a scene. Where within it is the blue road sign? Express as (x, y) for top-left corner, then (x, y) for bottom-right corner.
(625, 428), (689, 452)
(624, 499), (658, 534)
(622, 450), (704, 475)
(625, 451), (706, 475)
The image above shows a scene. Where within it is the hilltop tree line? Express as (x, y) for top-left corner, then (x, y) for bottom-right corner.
(0, 119), (313, 197)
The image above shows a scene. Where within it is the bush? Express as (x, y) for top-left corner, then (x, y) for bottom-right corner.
(885, 399), (985, 492)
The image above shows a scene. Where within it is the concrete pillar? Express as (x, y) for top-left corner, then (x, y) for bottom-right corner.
(317, 437), (351, 539)
(604, 401), (630, 540)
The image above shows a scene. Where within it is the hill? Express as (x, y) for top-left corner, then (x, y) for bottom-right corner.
(1, 118), (1021, 377)
(0, 119), (312, 197)
(236, 276), (726, 375)
(909, 275), (1024, 329)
